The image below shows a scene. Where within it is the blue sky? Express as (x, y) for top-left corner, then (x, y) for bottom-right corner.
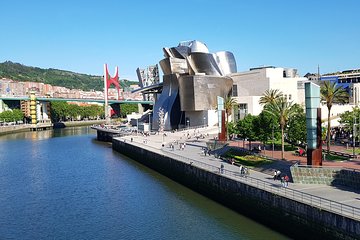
(1, 0), (359, 80)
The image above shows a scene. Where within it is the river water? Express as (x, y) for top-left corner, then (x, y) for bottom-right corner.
(0, 127), (288, 239)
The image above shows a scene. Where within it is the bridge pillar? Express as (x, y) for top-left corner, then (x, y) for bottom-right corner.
(0, 100), (5, 113)
(30, 92), (37, 124)
(138, 103), (144, 114)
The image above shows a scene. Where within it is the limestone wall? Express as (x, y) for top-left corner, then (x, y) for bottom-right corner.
(291, 165), (360, 190)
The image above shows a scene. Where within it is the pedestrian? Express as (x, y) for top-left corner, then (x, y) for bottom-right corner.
(284, 175), (289, 187)
(276, 170), (281, 180)
(239, 165), (243, 176)
(281, 176), (285, 187)
(220, 163), (224, 174)
(273, 170), (278, 181)
(244, 167), (249, 177)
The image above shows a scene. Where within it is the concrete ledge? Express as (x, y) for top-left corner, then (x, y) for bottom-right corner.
(113, 138), (360, 240)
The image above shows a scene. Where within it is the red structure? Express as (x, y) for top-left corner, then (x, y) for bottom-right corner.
(218, 110), (226, 141)
(307, 108), (323, 166)
(104, 64), (122, 100)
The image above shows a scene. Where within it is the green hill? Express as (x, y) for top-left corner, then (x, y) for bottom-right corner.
(0, 61), (138, 91)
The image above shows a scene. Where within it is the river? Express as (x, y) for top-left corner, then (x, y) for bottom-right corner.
(0, 126), (289, 239)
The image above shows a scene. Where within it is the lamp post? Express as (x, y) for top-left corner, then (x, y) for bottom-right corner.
(272, 124), (274, 158)
(187, 119), (190, 129)
(137, 118), (139, 136)
(353, 114), (357, 156)
(203, 117), (206, 127)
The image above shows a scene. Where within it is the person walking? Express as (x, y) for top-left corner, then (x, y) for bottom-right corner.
(220, 163), (224, 174)
(276, 170), (281, 180)
(273, 170), (278, 181)
(284, 175), (289, 187)
(239, 165), (243, 176)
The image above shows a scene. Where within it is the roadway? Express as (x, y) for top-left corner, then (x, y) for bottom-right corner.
(0, 96), (153, 104)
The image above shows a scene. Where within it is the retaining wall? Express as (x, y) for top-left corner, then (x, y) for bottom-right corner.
(112, 139), (360, 240)
(291, 165), (360, 190)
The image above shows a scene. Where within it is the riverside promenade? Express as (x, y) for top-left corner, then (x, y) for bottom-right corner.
(114, 127), (360, 220)
(110, 126), (360, 239)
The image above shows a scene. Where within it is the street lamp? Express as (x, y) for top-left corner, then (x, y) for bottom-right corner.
(203, 117), (206, 127)
(272, 124), (274, 158)
(187, 119), (190, 129)
(353, 114), (357, 156)
(136, 118), (139, 136)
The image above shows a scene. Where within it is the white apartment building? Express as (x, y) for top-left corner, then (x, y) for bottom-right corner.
(230, 66), (307, 120)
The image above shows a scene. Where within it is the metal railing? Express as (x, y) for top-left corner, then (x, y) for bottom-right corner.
(293, 164), (360, 174)
(121, 138), (360, 220)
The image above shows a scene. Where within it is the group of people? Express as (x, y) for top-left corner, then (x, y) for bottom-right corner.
(202, 147), (211, 156)
(239, 165), (249, 177)
(273, 170), (290, 187)
(295, 147), (306, 156)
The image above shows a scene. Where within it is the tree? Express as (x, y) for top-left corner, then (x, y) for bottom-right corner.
(227, 122), (237, 139)
(321, 81), (348, 152)
(50, 101), (68, 122)
(236, 114), (257, 150)
(120, 103), (138, 118)
(264, 98), (296, 159)
(255, 110), (278, 146)
(259, 89), (283, 106)
(287, 104), (306, 146)
(339, 107), (360, 142)
(12, 109), (24, 122)
(0, 109), (24, 122)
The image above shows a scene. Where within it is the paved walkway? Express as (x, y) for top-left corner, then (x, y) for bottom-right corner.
(115, 127), (360, 220)
(228, 140), (360, 170)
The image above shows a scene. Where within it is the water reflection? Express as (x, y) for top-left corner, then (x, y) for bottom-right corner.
(0, 126), (95, 141)
(0, 127), (289, 240)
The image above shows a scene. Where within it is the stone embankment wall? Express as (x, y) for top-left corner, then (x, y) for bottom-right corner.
(291, 165), (360, 190)
(0, 125), (32, 136)
(113, 139), (360, 240)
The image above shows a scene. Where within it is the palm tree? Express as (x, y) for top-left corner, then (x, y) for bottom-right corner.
(224, 96), (237, 140)
(264, 97), (295, 159)
(259, 89), (283, 106)
(320, 81), (348, 152)
(225, 96), (237, 123)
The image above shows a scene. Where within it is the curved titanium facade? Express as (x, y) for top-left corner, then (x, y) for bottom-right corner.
(214, 51), (237, 75)
(186, 52), (222, 76)
(152, 74), (181, 130)
(150, 40), (237, 130)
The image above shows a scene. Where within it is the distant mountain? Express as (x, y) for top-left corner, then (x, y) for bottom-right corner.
(0, 61), (138, 91)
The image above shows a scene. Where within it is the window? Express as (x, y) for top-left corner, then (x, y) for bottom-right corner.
(238, 103), (248, 120)
(232, 85), (238, 97)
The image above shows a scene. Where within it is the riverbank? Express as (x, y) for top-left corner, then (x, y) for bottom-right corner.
(0, 119), (106, 136)
(101, 128), (359, 240)
(0, 124), (33, 136)
(53, 119), (106, 128)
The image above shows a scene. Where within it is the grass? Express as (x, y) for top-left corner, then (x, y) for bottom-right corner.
(264, 140), (298, 151)
(344, 148), (360, 155)
(224, 149), (273, 167)
(323, 153), (348, 161)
